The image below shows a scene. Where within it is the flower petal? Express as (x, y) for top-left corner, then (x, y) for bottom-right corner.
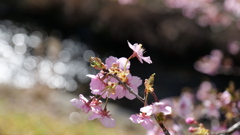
(100, 117), (116, 128)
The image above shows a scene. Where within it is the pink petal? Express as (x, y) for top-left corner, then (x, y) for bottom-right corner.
(142, 56), (152, 64)
(141, 118), (154, 130)
(127, 41), (135, 51)
(117, 57), (130, 70)
(100, 117), (116, 128)
(124, 90), (136, 100)
(82, 104), (91, 113)
(129, 114), (141, 123)
(140, 105), (153, 115)
(153, 102), (172, 115)
(88, 113), (101, 120)
(105, 56), (118, 69)
(70, 98), (84, 109)
(128, 75), (142, 87)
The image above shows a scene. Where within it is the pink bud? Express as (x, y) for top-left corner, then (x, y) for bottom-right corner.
(185, 117), (197, 124)
(188, 127), (197, 133)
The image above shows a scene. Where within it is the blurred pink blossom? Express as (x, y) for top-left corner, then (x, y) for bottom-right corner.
(220, 90), (231, 105)
(227, 41), (240, 55)
(185, 117), (198, 125)
(176, 92), (194, 119)
(194, 49), (223, 75)
(196, 81), (213, 101)
(203, 99), (221, 118)
(224, 0), (240, 17)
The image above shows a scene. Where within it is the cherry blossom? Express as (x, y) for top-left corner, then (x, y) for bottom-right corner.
(140, 102), (172, 116)
(105, 56), (130, 70)
(89, 108), (116, 128)
(128, 41), (152, 64)
(70, 94), (102, 113)
(129, 113), (155, 130)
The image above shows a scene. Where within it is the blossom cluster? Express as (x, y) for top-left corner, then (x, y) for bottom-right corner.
(157, 80), (240, 135)
(70, 41), (172, 132)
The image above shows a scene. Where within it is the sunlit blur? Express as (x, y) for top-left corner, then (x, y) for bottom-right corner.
(0, 20), (97, 91)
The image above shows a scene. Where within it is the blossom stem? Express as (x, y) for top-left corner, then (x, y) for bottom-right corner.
(104, 97), (109, 111)
(150, 92), (159, 102)
(156, 120), (170, 135)
(144, 91), (149, 106)
(123, 55), (134, 73)
(108, 74), (145, 103)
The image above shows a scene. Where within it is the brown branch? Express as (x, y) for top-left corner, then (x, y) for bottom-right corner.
(215, 121), (240, 135)
(158, 122), (171, 135)
(108, 74), (145, 103)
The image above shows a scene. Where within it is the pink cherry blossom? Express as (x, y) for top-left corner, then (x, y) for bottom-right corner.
(129, 113), (155, 130)
(70, 94), (92, 113)
(128, 41), (152, 64)
(89, 108), (116, 128)
(105, 56), (130, 70)
(117, 73), (142, 100)
(220, 90), (231, 105)
(152, 102), (172, 115)
(87, 74), (119, 100)
(70, 94), (102, 114)
(140, 102), (172, 116)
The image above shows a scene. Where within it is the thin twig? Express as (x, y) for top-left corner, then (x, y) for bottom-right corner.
(157, 121), (171, 135)
(108, 74), (145, 103)
(215, 121), (240, 135)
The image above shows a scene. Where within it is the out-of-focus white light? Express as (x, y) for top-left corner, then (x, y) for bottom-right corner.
(39, 72), (52, 85)
(13, 70), (36, 89)
(53, 62), (66, 74)
(24, 57), (37, 70)
(69, 112), (82, 123)
(0, 44), (14, 58)
(83, 50), (95, 61)
(58, 50), (71, 62)
(0, 61), (12, 84)
(65, 79), (78, 91)
(28, 31), (42, 48)
(39, 60), (52, 73)
(12, 33), (28, 46)
(14, 44), (27, 54)
(51, 75), (65, 89)
(77, 68), (90, 83)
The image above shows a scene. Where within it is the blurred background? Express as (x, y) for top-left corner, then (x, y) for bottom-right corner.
(1, 0), (240, 134)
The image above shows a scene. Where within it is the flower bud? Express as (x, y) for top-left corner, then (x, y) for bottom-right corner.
(185, 117), (197, 124)
(188, 127), (197, 133)
(89, 57), (106, 70)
